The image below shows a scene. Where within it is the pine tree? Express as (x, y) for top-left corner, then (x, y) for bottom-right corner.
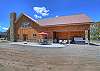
(90, 22), (100, 40)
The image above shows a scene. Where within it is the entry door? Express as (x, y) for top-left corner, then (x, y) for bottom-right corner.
(23, 34), (28, 41)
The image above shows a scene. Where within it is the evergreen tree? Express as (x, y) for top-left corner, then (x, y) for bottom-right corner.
(90, 22), (100, 40)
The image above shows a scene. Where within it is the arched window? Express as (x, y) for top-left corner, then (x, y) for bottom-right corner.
(20, 22), (31, 28)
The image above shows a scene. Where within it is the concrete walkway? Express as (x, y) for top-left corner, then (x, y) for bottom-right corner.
(90, 41), (100, 46)
(10, 42), (66, 48)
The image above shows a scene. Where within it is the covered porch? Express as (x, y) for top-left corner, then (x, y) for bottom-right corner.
(42, 23), (91, 44)
(52, 30), (90, 44)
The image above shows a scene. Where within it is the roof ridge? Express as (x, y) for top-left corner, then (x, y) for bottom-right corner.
(37, 13), (88, 21)
(22, 13), (38, 22)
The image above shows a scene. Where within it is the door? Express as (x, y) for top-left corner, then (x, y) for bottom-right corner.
(23, 34), (28, 41)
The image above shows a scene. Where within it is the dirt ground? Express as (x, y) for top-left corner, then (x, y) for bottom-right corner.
(0, 42), (100, 71)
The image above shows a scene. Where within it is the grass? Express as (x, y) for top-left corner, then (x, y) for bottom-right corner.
(90, 40), (100, 43)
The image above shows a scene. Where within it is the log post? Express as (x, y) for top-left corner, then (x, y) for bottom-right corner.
(85, 30), (90, 44)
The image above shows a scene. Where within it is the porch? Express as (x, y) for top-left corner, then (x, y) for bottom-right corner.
(52, 30), (90, 44)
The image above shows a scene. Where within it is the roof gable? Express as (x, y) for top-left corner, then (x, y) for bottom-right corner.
(13, 13), (40, 30)
(15, 13), (38, 24)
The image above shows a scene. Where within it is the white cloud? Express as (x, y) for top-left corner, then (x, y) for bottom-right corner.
(33, 7), (49, 16)
(0, 26), (8, 31)
(34, 14), (42, 19)
(2, 27), (8, 30)
(56, 16), (59, 17)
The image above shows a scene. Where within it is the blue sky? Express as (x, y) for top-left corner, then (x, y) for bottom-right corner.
(0, 0), (100, 32)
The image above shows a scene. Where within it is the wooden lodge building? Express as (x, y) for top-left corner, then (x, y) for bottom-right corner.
(8, 12), (93, 43)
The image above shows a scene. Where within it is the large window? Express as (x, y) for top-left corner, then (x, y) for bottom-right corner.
(20, 22), (31, 28)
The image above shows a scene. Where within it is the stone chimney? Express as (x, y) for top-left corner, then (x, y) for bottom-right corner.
(10, 12), (17, 42)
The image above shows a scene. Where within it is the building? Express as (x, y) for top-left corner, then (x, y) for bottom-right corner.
(0, 32), (7, 38)
(8, 12), (93, 43)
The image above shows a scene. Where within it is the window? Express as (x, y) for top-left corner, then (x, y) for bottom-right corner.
(20, 22), (31, 28)
(33, 34), (37, 37)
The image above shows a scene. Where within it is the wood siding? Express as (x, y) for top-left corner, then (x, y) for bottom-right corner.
(41, 23), (90, 39)
(15, 15), (41, 41)
(17, 28), (40, 41)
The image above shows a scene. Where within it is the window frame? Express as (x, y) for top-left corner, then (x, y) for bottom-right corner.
(20, 22), (31, 28)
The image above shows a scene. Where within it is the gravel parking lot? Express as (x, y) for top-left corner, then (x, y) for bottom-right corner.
(0, 42), (100, 71)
